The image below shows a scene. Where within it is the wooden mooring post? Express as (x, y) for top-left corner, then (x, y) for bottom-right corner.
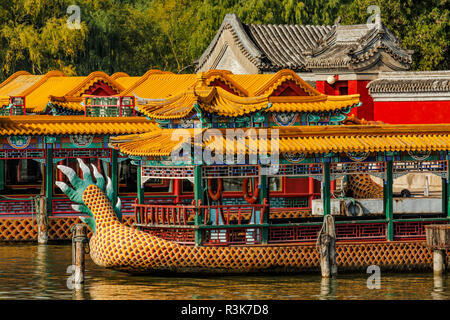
(425, 225), (450, 275)
(317, 215), (337, 278)
(71, 224), (89, 285)
(35, 195), (48, 244)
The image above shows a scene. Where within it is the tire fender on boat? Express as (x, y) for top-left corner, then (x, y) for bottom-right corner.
(345, 201), (364, 217)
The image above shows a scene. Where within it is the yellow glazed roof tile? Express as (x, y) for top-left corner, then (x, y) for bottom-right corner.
(0, 115), (159, 136)
(0, 69), (360, 116)
(113, 76), (141, 90)
(134, 69), (359, 119)
(28, 77), (87, 112)
(0, 71), (41, 96)
(0, 70), (128, 113)
(120, 70), (198, 98)
(0, 71), (65, 99)
(111, 124), (450, 156)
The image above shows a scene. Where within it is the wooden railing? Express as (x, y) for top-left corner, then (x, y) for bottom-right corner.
(131, 198), (450, 245)
(132, 198), (269, 226)
(199, 199), (268, 225)
(133, 199), (197, 226)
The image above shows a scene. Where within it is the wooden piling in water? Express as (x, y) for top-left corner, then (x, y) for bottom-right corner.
(318, 215), (337, 278)
(72, 224), (88, 284)
(319, 233), (331, 277)
(425, 225), (450, 275)
(433, 250), (446, 275)
(36, 195), (48, 245)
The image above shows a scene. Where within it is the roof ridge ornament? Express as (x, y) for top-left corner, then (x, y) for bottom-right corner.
(196, 72), (207, 88)
(334, 16), (341, 26)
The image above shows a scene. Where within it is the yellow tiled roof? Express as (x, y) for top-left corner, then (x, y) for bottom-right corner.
(120, 70), (198, 98)
(0, 116), (159, 135)
(45, 72), (126, 112)
(30, 76), (87, 112)
(0, 69), (360, 117)
(0, 71), (47, 97)
(111, 124), (450, 156)
(110, 72), (141, 89)
(0, 70), (127, 113)
(138, 86), (272, 119)
(47, 96), (84, 112)
(0, 96), (10, 107)
(228, 70), (321, 96)
(134, 69), (360, 119)
(137, 87), (359, 119)
(269, 94), (359, 113)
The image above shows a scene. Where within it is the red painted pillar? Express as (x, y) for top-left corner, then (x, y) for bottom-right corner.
(308, 177), (315, 208)
(97, 158), (101, 175)
(57, 160), (64, 181)
(17, 160), (21, 183)
(331, 180), (336, 196)
(173, 179), (180, 204)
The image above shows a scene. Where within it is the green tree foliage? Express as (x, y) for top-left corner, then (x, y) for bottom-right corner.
(1, 0), (87, 77)
(0, 0), (447, 80)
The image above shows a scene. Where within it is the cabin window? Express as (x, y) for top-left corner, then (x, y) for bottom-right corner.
(269, 177), (282, 192)
(3, 159), (43, 194)
(182, 177), (282, 194)
(119, 160), (172, 194)
(118, 159), (137, 193)
(223, 178), (243, 192)
(182, 179), (194, 193)
(223, 177), (282, 192)
(143, 178), (172, 193)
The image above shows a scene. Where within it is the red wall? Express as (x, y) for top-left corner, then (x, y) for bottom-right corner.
(317, 79), (450, 124)
(316, 80), (374, 121)
(316, 81), (337, 95)
(373, 100), (450, 124)
(348, 80), (374, 121)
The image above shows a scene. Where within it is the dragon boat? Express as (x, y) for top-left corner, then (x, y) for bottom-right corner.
(54, 157), (388, 274)
(57, 159), (327, 274)
(52, 70), (450, 274)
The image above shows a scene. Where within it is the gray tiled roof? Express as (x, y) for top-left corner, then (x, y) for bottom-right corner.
(196, 14), (413, 73)
(368, 71), (450, 94)
(246, 23), (332, 71)
(305, 22), (413, 71)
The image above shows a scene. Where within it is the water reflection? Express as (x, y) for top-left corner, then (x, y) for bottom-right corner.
(431, 274), (446, 300)
(0, 243), (450, 300)
(319, 278), (337, 300)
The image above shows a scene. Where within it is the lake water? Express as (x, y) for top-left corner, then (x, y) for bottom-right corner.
(0, 243), (449, 300)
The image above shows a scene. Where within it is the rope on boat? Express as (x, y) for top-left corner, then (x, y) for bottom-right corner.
(34, 195), (47, 229)
(0, 194), (36, 201)
(316, 214), (336, 251)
